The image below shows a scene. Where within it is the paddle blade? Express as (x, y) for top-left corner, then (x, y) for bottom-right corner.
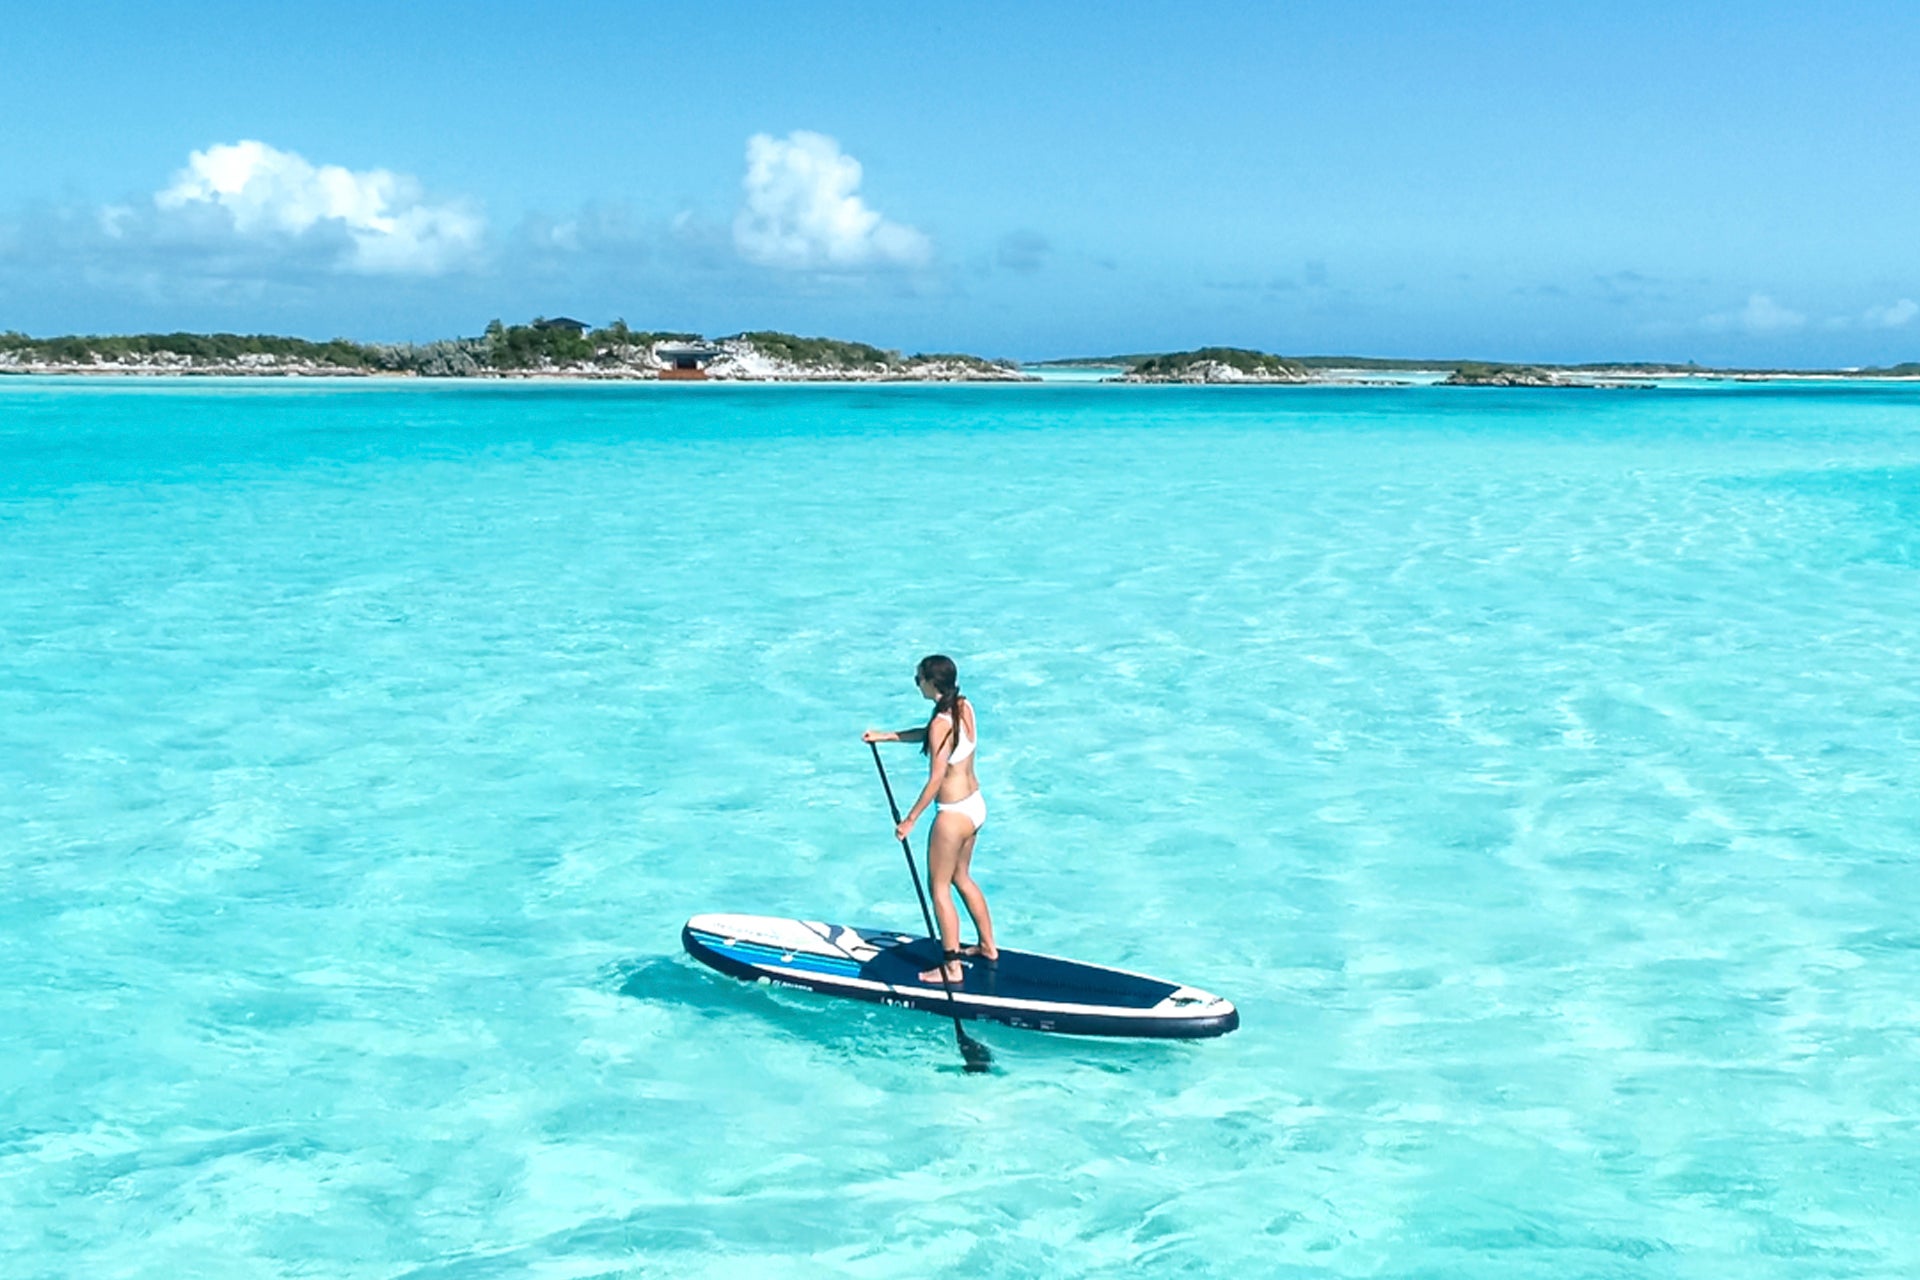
(959, 1030), (993, 1073)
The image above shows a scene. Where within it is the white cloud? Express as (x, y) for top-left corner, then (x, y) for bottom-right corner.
(1864, 298), (1918, 329)
(732, 131), (930, 271)
(153, 140), (483, 275)
(1702, 292), (1805, 334)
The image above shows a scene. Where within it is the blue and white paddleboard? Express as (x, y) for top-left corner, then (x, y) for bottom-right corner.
(681, 913), (1239, 1039)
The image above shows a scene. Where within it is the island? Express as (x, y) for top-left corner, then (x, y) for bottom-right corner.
(1441, 363), (1562, 387)
(1032, 350), (1920, 387)
(4, 323), (1917, 385)
(1119, 347), (1311, 384)
(0, 319), (1033, 382)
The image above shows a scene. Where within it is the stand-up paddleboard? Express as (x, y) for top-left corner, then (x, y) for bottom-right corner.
(682, 913), (1239, 1039)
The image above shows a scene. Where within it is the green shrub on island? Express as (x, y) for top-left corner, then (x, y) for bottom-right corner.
(590, 320), (703, 354)
(910, 351), (1021, 369)
(0, 330), (375, 368)
(482, 318), (595, 370)
(729, 331), (900, 369)
(377, 339), (490, 377)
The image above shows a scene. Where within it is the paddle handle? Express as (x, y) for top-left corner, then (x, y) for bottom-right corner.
(869, 741), (939, 939)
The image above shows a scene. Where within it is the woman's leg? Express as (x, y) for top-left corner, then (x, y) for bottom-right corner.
(952, 831), (998, 959)
(918, 812), (969, 983)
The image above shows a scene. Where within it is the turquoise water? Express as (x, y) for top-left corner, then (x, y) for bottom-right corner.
(4, 379), (1919, 1277)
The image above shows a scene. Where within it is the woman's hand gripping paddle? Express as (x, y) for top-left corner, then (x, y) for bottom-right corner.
(868, 742), (993, 1073)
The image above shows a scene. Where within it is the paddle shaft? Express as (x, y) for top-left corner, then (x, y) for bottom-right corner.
(868, 741), (991, 1072)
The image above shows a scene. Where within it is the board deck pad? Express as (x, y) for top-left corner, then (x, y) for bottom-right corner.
(682, 912), (1239, 1039)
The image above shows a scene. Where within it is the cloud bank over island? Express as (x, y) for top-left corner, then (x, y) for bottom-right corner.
(148, 141), (485, 276)
(1862, 298), (1918, 329)
(1692, 292), (1920, 338)
(1701, 293), (1806, 335)
(732, 131), (931, 271)
(79, 131), (933, 284)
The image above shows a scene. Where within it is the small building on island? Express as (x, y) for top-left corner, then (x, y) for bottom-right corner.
(532, 316), (591, 335)
(656, 342), (721, 380)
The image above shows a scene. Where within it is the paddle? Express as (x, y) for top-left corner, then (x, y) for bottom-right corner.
(868, 742), (993, 1073)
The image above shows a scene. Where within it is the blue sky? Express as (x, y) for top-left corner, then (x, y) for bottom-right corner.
(3, 0), (1918, 364)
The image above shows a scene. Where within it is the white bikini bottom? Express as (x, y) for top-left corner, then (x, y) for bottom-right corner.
(936, 789), (986, 832)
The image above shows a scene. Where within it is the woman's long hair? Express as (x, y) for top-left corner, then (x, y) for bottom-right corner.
(917, 654), (968, 759)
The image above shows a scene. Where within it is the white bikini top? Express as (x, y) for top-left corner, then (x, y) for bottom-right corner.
(934, 709), (976, 764)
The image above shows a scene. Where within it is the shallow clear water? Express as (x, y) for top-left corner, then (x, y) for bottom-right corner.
(3, 378), (1919, 1277)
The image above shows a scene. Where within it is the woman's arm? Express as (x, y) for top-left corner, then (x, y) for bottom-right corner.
(861, 725), (928, 744)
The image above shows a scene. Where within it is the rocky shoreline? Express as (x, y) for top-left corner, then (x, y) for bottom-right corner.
(0, 359), (1035, 382)
(1119, 361), (1311, 384)
(0, 326), (1036, 383)
(0, 346), (1034, 382)
(690, 337), (1031, 382)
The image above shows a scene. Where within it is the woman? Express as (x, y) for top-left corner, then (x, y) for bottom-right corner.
(863, 654), (999, 985)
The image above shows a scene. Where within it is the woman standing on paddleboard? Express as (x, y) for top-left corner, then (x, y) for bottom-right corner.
(863, 655), (999, 984)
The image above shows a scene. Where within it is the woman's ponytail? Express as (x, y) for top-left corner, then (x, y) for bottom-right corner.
(916, 654), (965, 758)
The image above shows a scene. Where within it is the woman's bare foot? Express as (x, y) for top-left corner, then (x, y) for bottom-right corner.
(959, 943), (999, 962)
(919, 961), (965, 984)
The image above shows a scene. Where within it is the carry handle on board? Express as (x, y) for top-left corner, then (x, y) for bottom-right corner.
(868, 742), (993, 1073)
